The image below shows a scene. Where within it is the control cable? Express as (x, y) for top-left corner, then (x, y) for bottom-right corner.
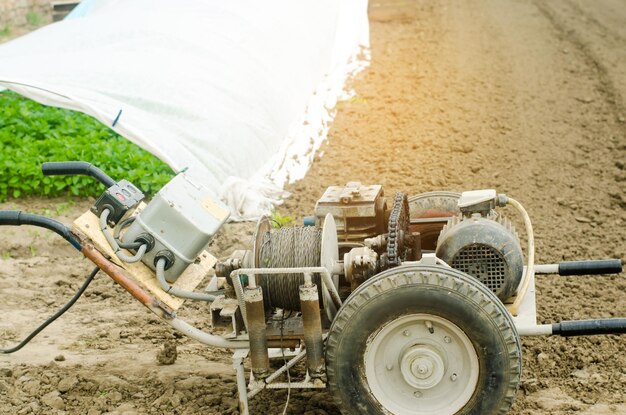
(1, 267), (100, 354)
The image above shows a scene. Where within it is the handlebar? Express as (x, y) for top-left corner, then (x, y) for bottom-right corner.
(41, 161), (115, 187)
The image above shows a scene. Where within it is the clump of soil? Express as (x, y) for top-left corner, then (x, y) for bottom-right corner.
(156, 340), (178, 366)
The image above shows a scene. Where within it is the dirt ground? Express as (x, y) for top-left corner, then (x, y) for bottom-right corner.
(1, 0), (625, 414)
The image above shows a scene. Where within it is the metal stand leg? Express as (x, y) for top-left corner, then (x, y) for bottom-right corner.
(233, 349), (250, 415)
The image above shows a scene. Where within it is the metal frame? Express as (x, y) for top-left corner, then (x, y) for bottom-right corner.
(228, 267), (337, 415)
(82, 242), (623, 413)
(510, 270), (552, 336)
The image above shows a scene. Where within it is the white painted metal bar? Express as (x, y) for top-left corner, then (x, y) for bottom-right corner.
(247, 349), (308, 399)
(233, 349), (250, 415)
(265, 382), (326, 389)
(516, 324), (553, 336)
(534, 264), (559, 274)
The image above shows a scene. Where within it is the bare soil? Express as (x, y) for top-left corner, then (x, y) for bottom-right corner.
(1, 1), (625, 414)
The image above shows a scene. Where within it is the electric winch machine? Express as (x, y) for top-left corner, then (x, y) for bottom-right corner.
(1, 163), (624, 415)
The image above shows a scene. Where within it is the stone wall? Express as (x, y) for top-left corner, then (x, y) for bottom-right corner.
(0, 0), (52, 33)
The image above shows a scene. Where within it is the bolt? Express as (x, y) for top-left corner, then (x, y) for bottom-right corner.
(444, 336), (451, 343)
(386, 364), (393, 371)
(450, 373), (458, 382)
(418, 364), (427, 374)
(413, 391), (422, 398)
(403, 330), (411, 337)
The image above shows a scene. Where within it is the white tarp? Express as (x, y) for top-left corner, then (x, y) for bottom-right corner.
(0, 0), (369, 220)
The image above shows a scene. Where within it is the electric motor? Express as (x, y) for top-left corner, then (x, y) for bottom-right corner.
(435, 213), (523, 301)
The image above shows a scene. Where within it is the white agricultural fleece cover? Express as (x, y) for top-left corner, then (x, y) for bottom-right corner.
(0, 0), (369, 220)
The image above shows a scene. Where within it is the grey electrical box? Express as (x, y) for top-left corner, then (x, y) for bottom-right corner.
(122, 173), (230, 283)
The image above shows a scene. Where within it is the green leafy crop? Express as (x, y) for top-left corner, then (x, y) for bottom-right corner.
(0, 91), (175, 201)
(270, 209), (294, 228)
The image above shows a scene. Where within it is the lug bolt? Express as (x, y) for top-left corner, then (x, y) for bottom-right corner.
(414, 391), (422, 398)
(403, 330), (411, 337)
(450, 373), (458, 382)
(444, 336), (451, 343)
(386, 364), (393, 371)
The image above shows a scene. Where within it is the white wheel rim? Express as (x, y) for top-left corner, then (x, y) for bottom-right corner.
(364, 314), (479, 415)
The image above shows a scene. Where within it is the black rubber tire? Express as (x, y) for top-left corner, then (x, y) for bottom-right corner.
(326, 264), (521, 415)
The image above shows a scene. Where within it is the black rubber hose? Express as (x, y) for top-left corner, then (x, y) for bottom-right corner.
(0, 266), (100, 354)
(0, 211), (81, 250)
(41, 161), (115, 188)
(559, 259), (623, 276)
(552, 318), (626, 336)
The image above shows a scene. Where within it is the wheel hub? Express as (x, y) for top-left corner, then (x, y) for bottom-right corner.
(401, 346), (445, 389)
(364, 314), (480, 415)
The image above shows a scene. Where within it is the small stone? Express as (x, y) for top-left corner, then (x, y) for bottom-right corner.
(57, 375), (77, 393)
(537, 352), (550, 366)
(54, 355), (66, 362)
(109, 390), (123, 402)
(574, 216), (591, 223)
(576, 97), (593, 104)
(0, 368), (12, 377)
(23, 380), (41, 396)
(27, 401), (40, 413)
(110, 328), (121, 340)
(112, 403), (137, 414)
(41, 391), (65, 410)
(169, 393), (182, 407)
(522, 378), (539, 394)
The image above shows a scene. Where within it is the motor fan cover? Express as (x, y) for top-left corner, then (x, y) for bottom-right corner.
(436, 214), (523, 301)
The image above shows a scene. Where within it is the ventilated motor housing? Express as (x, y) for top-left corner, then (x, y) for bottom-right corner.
(435, 213), (523, 301)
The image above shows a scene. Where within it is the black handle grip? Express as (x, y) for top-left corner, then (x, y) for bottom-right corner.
(41, 161), (115, 187)
(0, 210), (20, 226)
(559, 259), (623, 276)
(553, 318), (626, 336)
(0, 210), (81, 250)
